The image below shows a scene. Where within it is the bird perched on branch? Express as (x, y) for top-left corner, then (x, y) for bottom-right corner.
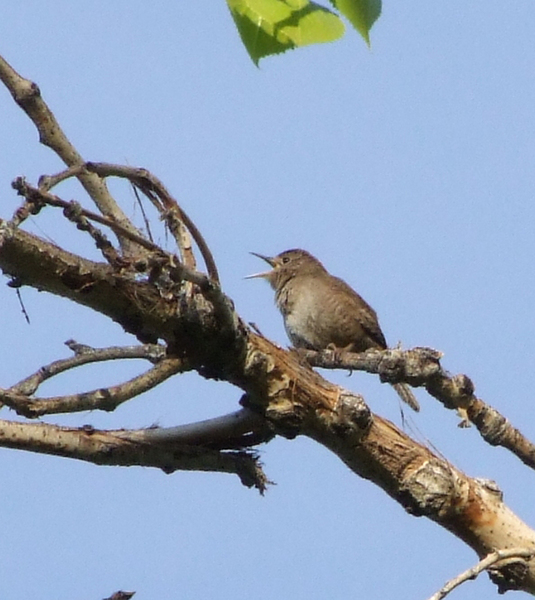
(247, 248), (419, 412)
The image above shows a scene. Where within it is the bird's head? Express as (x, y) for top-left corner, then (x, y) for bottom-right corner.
(246, 249), (325, 290)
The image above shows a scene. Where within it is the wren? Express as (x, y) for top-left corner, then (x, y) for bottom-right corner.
(247, 248), (419, 412)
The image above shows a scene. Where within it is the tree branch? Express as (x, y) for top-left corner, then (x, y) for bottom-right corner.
(0, 355), (187, 418)
(0, 55), (141, 252)
(85, 162), (220, 283)
(11, 177), (163, 254)
(8, 179), (237, 346)
(428, 548), (535, 600)
(303, 347), (535, 470)
(0, 418), (268, 492)
(240, 334), (535, 594)
(8, 341), (166, 397)
(3, 52), (535, 595)
(117, 407), (273, 449)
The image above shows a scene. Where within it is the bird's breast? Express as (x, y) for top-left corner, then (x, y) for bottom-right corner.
(275, 276), (383, 352)
(276, 279), (333, 350)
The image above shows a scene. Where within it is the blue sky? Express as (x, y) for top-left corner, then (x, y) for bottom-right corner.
(1, 2), (535, 598)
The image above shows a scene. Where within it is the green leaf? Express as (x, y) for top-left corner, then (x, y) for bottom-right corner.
(328, 0), (381, 45)
(227, 0), (345, 65)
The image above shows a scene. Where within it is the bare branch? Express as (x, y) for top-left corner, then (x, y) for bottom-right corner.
(428, 548), (535, 600)
(7, 342), (165, 396)
(117, 407), (274, 449)
(303, 346), (535, 470)
(35, 162), (216, 287)
(0, 55), (141, 251)
(11, 178), (161, 254)
(0, 220), (161, 343)
(2, 47), (535, 598)
(0, 215), (238, 348)
(1, 355), (186, 418)
(84, 162), (220, 282)
(9, 180), (233, 328)
(0, 418), (268, 492)
(38, 164), (86, 192)
(240, 334), (535, 593)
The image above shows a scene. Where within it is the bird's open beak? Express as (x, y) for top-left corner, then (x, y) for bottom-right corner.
(245, 252), (275, 279)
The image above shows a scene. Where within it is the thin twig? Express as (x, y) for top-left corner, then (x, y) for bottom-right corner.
(1, 357), (187, 418)
(12, 179), (224, 296)
(131, 184), (154, 243)
(84, 163), (220, 283)
(62, 199), (124, 265)
(15, 287), (30, 324)
(38, 164), (86, 192)
(0, 55), (141, 254)
(427, 548), (535, 600)
(8, 342), (166, 396)
(12, 178), (161, 253)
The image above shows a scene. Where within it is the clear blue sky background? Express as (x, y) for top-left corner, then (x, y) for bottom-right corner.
(1, 2), (535, 599)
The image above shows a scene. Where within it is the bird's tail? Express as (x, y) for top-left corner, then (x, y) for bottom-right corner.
(391, 383), (420, 412)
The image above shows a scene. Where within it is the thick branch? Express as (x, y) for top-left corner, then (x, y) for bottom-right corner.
(0, 217), (244, 377)
(0, 419), (267, 492)
(239, 335), (535, 594)
(0, 221), (171, 343)
(3, 212), (535, 585)
(2, 206), (535, 594)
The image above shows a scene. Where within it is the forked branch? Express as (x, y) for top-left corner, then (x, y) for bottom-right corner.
(0, 354), (187, 418)
(6, 341), (165, 397)
(428, 548), (535, 599)
(0, 55), (141, 252)
(85, 162), (219, 282)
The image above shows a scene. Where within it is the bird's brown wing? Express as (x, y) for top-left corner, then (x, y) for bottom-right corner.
(330, 276), (388, 350)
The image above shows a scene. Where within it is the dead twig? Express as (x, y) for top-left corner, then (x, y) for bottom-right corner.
(428, 548), (535, 600)
(85, 162), (219, 283)
(10, 180), (224, 298)
(0, 56), (141, 253)
(12, 178), (161, 254)
(8, 341), (166, 396)
(1, 356), (187, 418)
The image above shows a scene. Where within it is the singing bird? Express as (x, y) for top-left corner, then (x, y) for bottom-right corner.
(247, 248), (419, 412)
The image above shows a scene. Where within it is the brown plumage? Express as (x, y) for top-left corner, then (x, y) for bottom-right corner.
(248, 248), (419, 412)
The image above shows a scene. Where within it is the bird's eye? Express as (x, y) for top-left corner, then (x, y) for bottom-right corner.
(282, 256), (290, 264)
